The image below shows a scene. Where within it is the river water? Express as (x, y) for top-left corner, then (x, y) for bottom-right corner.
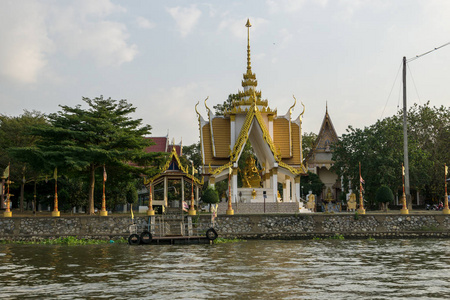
(1, 239), (450, 299)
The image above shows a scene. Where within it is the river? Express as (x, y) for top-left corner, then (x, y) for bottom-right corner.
(1, 239), (450, 299)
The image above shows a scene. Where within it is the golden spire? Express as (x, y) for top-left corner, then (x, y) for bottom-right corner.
(246, 19), (252, 74)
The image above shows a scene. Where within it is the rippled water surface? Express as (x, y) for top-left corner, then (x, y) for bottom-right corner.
(1, 239), (450, 299)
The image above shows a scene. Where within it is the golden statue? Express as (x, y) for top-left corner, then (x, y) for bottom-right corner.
(325, 187), (334, 202)
(241, 156), (261, 188)
(306, 193), (316, 212)
(347, 192), (357, 211)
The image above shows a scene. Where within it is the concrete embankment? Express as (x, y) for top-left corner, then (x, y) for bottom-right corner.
(1, 213), (450, 241)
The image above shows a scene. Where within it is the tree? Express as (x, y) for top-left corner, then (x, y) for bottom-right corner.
(301, 172), (324, 198)
(375, 185), (394, 211)
(12, 96), (161, 214)
(332, 102), (448, 206)
(302, 132), (317, 162)
(213, 94), (239, 116)
(0, 110), (48, 211)
(182, 142), (202, 172)
(201, 186), (219, 205)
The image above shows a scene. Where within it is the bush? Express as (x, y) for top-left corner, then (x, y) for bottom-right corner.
(375, 185), (394, 211)
(201, 186), (220, 204)
(375, 185), (394, 204)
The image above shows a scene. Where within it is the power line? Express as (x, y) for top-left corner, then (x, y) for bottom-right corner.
(407, 41), (450, 63)
(380, 61), (402, 120)
(407, 63), (422, 105)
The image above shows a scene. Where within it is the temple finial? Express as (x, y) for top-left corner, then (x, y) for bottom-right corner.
(246, 19), (252, 74)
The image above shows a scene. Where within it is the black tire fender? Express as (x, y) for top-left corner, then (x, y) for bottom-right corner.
(140, 231), (152, 244)
(206, 228), (218, 241)
(128, 233), (140, 245)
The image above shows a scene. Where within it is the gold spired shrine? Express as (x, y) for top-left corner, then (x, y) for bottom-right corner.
(196, 20), (307, 208)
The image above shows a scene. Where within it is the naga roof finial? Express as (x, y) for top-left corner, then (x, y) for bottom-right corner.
(293, 95), (305, 117)
(204, 96), (210, 114)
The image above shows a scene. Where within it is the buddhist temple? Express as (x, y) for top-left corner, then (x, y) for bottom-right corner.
(196, 19), (307, 204)
(306, 105), (340, 203)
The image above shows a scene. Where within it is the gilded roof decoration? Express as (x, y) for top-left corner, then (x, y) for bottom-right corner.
(211, 161), (233, 176)
(147, 148), (204, 185)
(230, 101), (282, 163)
(279, 161), (307, 175)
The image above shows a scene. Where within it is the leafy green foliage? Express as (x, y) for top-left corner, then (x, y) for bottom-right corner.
(213, 94), (239, 116)
(332, 102), (448, 205)
(11, 96), (163, 214)
(201, 186), (220, 204)
(0, 110), (48, 210)
(302, 131), (317, 161)
(301, 171), (325, 197)
(375, 185), (394, 204)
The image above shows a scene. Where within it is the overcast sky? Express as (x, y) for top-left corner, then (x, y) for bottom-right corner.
(1, 0), (450, 145)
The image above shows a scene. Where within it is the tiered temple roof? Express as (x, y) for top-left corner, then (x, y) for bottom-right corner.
(196, 19), (307, 179)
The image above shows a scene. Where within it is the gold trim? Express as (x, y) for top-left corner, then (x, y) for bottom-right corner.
(149, 148), (204, 185)
(211, 162), (232, 176)
(230, 101), (282, 163)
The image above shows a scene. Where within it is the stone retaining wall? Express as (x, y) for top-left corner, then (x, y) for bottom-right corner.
(1, 213), (450, 240)
(217, 202), (299, 214)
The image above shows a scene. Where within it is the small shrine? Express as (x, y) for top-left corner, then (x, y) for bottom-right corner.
(196, 19), (307, 205)
(143, 147), (203, 214)
(306, 105), (341, 205)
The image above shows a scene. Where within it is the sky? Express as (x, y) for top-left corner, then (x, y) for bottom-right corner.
(1, 0), (450, 146)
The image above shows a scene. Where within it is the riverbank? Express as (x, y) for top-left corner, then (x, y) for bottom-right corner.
(1, 212), (449, 241)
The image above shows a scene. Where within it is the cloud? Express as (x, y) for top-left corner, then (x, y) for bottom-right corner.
(0, 0), (137, 83)
(278, 28), (293, 49)
(167, 5), (202, 37)
(51, 1), (137, 67)
(136, 16), (155, 29)
(0, 1), (54, 83)
(266, 0), (308, 14)
(144, 83), (202, 144)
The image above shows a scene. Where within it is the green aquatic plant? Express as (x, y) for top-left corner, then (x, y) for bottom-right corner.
(328, 234), (345, 240)
(213, 237), (246, 244)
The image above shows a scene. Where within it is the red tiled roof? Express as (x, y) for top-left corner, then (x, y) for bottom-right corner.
(145, 137), (167, 153)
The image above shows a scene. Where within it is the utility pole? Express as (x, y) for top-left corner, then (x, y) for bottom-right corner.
(402, 56), (411, 208)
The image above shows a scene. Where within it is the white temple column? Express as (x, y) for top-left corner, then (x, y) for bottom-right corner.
(209, 176), (215, 187)
(271, 168), (278, 202)
(232, 168), (238, 203)
(295, 176), (301, 201)
(284, 175), (291, 202)
(230, 115), (236, 148)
